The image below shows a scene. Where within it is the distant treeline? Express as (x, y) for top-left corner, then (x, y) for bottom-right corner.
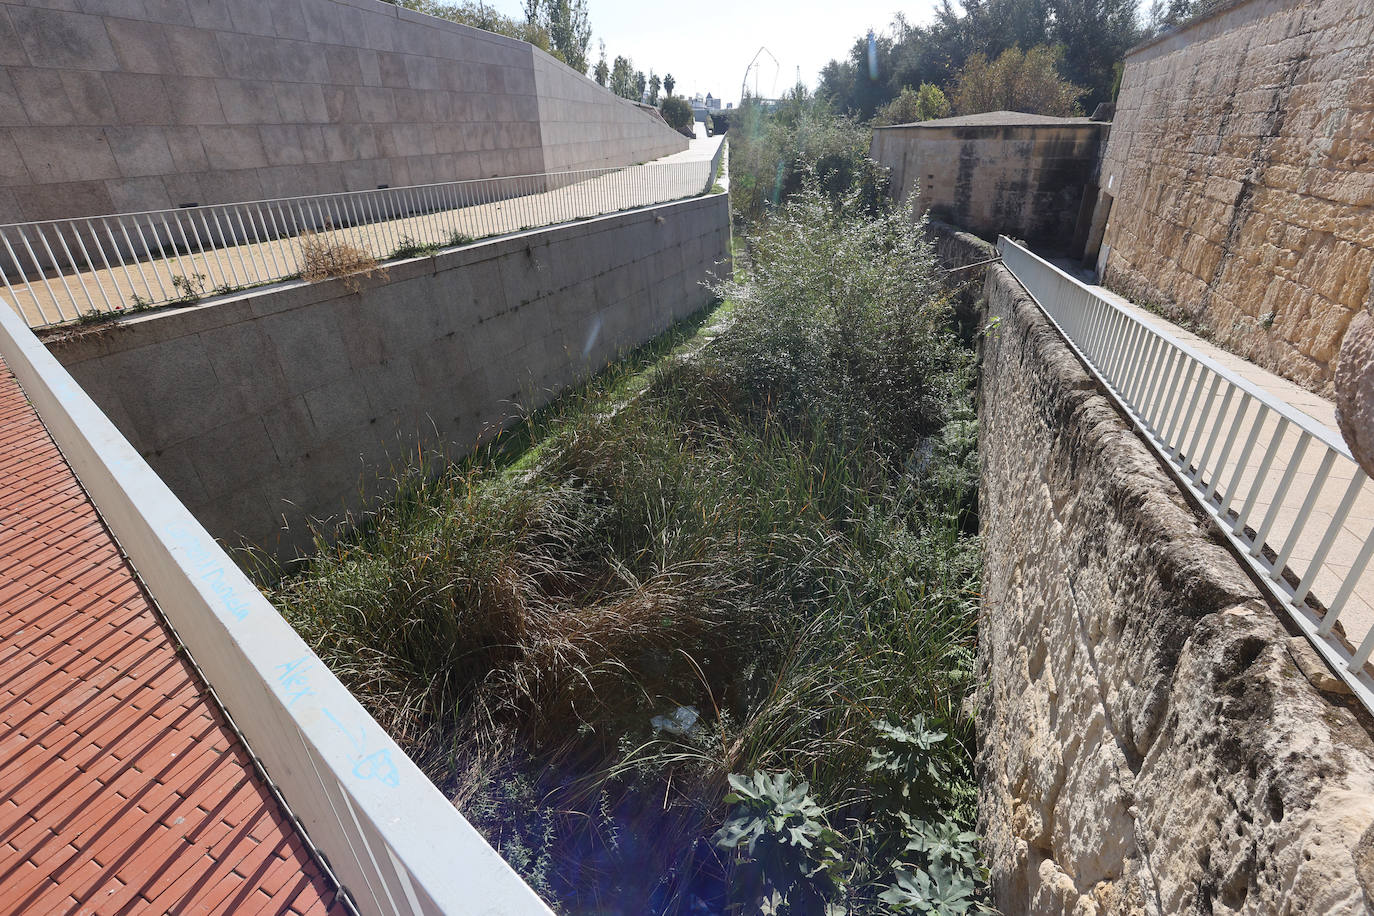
(817, 0), (1224, 121)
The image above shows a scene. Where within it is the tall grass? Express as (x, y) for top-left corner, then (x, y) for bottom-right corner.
(270, 185), (983, 913)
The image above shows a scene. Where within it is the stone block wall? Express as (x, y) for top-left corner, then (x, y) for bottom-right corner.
(531, 48), (682, 174)
(1096, 0), (1374, 393)
(872, 120), (1108, 248)
(0, 0), (685, 226)
(976, 252), (1374, 913)
(47, 192), (729, 558)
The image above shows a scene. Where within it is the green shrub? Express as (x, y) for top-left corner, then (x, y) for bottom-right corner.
(728, 95), (886, 227)
(659, 95), (695, 137)
(271, 180), (983, 913)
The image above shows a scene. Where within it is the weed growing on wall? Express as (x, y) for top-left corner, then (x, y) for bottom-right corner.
(271, 182), (986, 914)
(298, 231), (388, 293)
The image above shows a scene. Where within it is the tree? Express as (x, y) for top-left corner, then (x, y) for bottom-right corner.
(663, 73), (675, 97)
(952, 45), (1084, 116)
(1048, 0), (1142, 109)
(593, 41), (608, 86)
(634, 70), (647, 101)
(396, 0), (553, 53)
(914, 82), (952, 120)
(545, 0), (592, 73)
(873, 83), (951, 125)
(610, 55), (635, 99)
(515, 0), (590, 72)
(659, 95), (694, 136)
(816, 0), (1137, 119)
(648, 72), (661, 105)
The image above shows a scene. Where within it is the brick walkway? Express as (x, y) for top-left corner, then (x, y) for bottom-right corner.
(0, 357), (346, 915)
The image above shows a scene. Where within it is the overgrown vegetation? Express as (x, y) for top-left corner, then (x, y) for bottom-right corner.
(272, 174), (985, 912)
(297, 232), (389, 292)
(951, 45), (1083, 117)
(817, 0), (1142, 120)
(727, 93), (886, 229)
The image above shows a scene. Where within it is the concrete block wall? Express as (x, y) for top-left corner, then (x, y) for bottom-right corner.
(1096, 0), (1374, 393)
(47, 192), (729, 557)
(871, 121), (1107, 248)
(974, 241), (1374, 914)
(0, 0), (686, 226)
(531, 48), (682, 173)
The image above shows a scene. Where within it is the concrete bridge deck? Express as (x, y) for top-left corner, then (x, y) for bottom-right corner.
(0, 355), (345, 915)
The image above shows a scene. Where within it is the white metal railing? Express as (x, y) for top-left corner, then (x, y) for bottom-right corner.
(0, 296), (553, 915)
(1, 160), (717, 330)
(998, 237), (1374, 710)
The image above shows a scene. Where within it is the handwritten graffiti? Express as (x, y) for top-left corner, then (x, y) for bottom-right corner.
(323, 709), (401, 787)
(274, 655), (400, 788)
(164, 524), (253, 621)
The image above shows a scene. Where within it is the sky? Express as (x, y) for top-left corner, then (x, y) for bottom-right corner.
(484, 0), (944, 107)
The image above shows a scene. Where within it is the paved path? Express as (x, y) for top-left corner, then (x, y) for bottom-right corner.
(1081, 277), (1374, 652)
(0, 357), (346, 915)
(7, 136), (725, 329)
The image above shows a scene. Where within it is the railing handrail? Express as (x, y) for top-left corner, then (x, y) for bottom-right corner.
(0, 294), (553, 915)
(0, 161), (700, 231)
(997, 235), (1374, 713)
(1001, 239), (1354, 462)
(1, 159), (715, 329)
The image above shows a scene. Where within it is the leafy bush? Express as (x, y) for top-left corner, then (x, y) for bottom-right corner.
(272, 181), (984, 913)
(727, 95), (887, 227)
(713, 772), (843, 914)
(874, 84), (951, 126)
(952, 46), (1083, 117)
(298, 232), (388, 292)
(659, 95), (695, 137)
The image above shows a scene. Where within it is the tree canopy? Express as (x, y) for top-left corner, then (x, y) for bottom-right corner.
(951, 45), (1083, 116)
(818, 0), (1141, 119)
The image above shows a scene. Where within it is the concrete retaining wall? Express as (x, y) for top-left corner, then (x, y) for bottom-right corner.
(872, 117), (1108, 249)
(975, 247), (1374, 914)
(47, 192), (729, 557)
(0, 0), (685, 225)
(1095, 0), (1374, 393)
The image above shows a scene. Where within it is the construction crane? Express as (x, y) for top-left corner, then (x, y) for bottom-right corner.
(739, 46), (780, 103)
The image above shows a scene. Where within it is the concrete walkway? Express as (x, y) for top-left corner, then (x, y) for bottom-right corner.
(0, 356), (346, 915)
(8, 136), (726, 329)
(1080, 277), (1374, 653)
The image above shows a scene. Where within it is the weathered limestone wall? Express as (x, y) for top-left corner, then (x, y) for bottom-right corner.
(47, 192), (729, 558)
(1096, 0), (1374, 394)
(872, 119), (1107, 248)
(977, 254), (1374, 913)
(0, 0), (685, 225)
